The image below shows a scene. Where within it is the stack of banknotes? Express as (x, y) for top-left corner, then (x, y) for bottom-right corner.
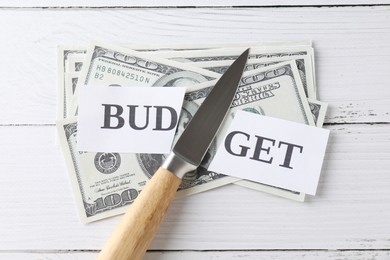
(56, 41), (328, 223)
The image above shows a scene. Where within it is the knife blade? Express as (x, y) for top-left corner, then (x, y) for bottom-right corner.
(98, 48), (249, 260)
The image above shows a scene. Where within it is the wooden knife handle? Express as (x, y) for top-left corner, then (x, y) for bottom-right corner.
(97, 167), (181, 260)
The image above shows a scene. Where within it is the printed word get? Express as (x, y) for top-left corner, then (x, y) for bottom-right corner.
(224, 131), (303, 169)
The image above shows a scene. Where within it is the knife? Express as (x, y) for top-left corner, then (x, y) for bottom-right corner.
(97, 48), (249, 260)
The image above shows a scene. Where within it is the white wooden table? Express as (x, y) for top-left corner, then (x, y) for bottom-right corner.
(1, 1), (389, 259)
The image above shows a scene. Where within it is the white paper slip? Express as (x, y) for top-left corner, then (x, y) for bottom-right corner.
(208, 110), (330, 195)
(77, 86), (185, 154)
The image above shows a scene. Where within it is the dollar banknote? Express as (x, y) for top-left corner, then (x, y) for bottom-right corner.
(58, 42), (313, 118)
(153, 46), (317, 96)
(57, 99), (234, 223)
(57, 59), (316, 222)
(67, 54), (85, 73)
(57, 41), (329, 221)
(143, 60), (318, 198)
(308, 98), (328, 127)
(150, 45), (314, 62)
(62, 61), (318, 130)
(191, 56), (316, 99)
(182, 60), (316, 200)
(57, 118), (144, 223)
(55, 47), (87, 146)
(70, 43), (222, 115)
(66, 50), (317, 105)
(201, 55), (326, 125)
(57, 46), (86, 120)
(64, 72), (79, 116)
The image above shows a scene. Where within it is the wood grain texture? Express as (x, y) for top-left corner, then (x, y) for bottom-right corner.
(0, 1), (389, 7)
(1, 250), (390, 260)
(98, 167), (181, 260)
(0, 4), (389, 260)
(0, 124), (389, 251)
(0, 7), (389, 124)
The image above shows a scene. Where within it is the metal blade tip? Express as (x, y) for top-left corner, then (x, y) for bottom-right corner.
(172, 48), (249, 166)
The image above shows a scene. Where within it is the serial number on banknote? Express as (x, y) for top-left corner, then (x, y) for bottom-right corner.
(95, 65), (151, 83)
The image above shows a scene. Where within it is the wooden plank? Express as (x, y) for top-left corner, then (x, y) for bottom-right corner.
(0, 124), (389, 250)
(1, 250), (390, 260)
(0, 1), (390, 8)
(0, 7), (389, 124)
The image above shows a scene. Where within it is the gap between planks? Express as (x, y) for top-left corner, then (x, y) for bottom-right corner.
(0, 4), (390, 9)
(1, 248), (390, 253)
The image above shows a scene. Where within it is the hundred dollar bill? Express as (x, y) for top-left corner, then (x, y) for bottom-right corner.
(58, 40), (312, 63)
(64, 72), (79, 116)
(68, 54), (85, 73)
(308, 98), (328, 127)
(57, 46), (86, 120)
(128, 40), (311, 52)
(57, 60), (314, 222)
(63, 45), (316, 103)
(71, 43), (222, 115)
(232, 59), (316, 201)
(191, 56), (316, 99)
(153, 46), (316, 96)
(237, 60), (315, 125)
(142, 60), (315, 198)
(185, 55), (324, 127)
(178, 60), (315, 199)
(63, 46), (316, 118)
(150, 46), (314, 62)
(58, 41), (312, 76)
(57, 117), (147, 223)
(185, 53), (324, 126)
(56, 47), (87, 146)
(59, 42), (312, 116)
(57, 99), (237, 222)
